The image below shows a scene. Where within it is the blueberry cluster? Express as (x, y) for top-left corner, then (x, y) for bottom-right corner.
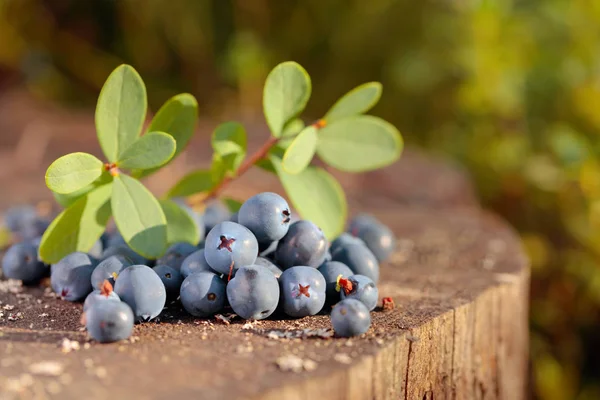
(1, 192), (396, 342)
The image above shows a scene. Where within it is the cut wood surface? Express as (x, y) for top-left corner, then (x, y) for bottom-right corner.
(0, 90), (528, 399)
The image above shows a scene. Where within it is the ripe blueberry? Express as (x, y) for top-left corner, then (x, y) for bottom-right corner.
(152, 264), (183, 301)
(180, 249), (214, 278)
(203, 201), (231, 232)
(157, 242), (198, 272)
(51, 252), (96, 301)
(317, 261), (353, 303)
(331, 244), (379, 283)
(338, 274), (379, 311)
(279, 266), (326, 318)
(85, 300), (134, 343)
(348, 214), (396, 262)
(90, 255), (132, 290)
(180, 272), (226, 317)
(83, 280), (120, 312)
(275, 220), (328, 269)
(204, 221), (258, 276)
(226, 265), (279, 320)
(331, 298), (371, 337)
(238, 192), (291, 244)
(2, 242), (47, 284)
(114, 265), (166, 322)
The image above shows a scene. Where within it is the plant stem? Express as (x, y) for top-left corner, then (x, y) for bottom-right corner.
(189, 135), (279, 207)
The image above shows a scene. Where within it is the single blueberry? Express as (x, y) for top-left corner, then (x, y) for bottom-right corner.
(339, 274), (379, 311)
(352, 222), (396, 263)
(180, 272), (227, 317)
(1, 242), (47, 283)
(330, 232), (366, 255)
(91, 255), (132, 290)
(152, 265), (183, 301)
(279, 266), (326, 318)
(254, 256), (283, 279)
(3, 205), (36, 233)
(203, 201), (231, 232)
(19, 216), (50, 240)
(114, 265), (166, 322)
(347, 214), (379, 236)
(331, 244), (379, 283)
(51, 252), (96, 301)
(180, 249), (214, 278)
(238, 192), (291, 244)
(83, 281), (120, 312)
(275, 220), (328, 269)
(226, 265), (279, 320)
(157, 242), (198, 272)
(101, 244), (148, 266)
(85, 300), (134, 343)
(317, 261), (353, 303)
(204, 221), (258, 275)
(330, 298), (371, 337)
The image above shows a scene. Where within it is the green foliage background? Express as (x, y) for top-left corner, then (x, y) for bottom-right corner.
(1, 0), (599, 398)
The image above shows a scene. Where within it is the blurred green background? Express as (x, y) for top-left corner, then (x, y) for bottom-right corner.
(1, 0), (599, 398)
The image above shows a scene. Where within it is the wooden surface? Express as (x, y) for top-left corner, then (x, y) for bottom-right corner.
(0, 90), (529, 400)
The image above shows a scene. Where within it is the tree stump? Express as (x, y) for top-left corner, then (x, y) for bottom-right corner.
(0, 93), (529, 399)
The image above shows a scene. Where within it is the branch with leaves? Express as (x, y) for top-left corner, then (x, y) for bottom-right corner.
(39, 62), (403, 264)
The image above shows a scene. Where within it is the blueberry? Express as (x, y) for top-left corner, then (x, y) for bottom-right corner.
(238, 192), (291, 244)
(275, 220), (328, 269)
(226, 265), (279, 320)
(51, 252), (96, 301)
(339, 274), (378, 311)
(85, 300), (134, 343)
(88, 239), (104, 259)
(114, 265), (166, 322)
(331, 244), (379, 283)
(152, 265), (183, 301)
(347, 214), (378, 236)
(204, 221), (258, 275)
(83, 281), (120, 312)
(180, 249), (214, 278)
(330, 298), (371, 337)
(330, 233), (366, 254)
(254, 256), (283, 279)
(279, 266), (326, 318)
(3, 206), (36, 233)
(203, 201), (231, 232)
(157, 242), (198, 271)
(348, 214), (396, 262)
(19, 216), (50, 240)
(91, 255), (132, 290)
(101, 245), (148, 266)
(317, 261), (353, 303)
(105, 231), (127, 249)
(180, 272), (227, 317)
(1, 242), (47, 283)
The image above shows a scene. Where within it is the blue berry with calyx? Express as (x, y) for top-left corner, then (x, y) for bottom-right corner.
(180, 249), (214, 278)
(226, 265), (279, 320)
(152, 264), (183, 301)
(330, 232), (366, 255)
(180, 272), (226, 317)
(279, 266), (326, 318)
(254, 256), (282, 279)
(85, 300), (134, 343)
(331, 244), (379, 283)
(338, 274), (379, 311)
(114, 265), (166, 322)
(238, 192), (291, 245)
(90, 254), (132, 290)
(204, 221), (258, 276)
(317, 261), (353, 303)
(348, 214), (396, 263)
(275, 220), (328, 269)
(203, 201), (231, 232)
(330, 298), (371, 337)
(2, 242), (47, 284)
(157, 242), (198, 272)
(51, 252), (96, 301)
(83, 280), (120, 312)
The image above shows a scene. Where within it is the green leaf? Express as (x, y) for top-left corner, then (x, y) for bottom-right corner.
(324, 82), (382, 122)
(211, 122), (247, 174)
(316, 115), (403, 172)
(117, 132), (176, 170)
(39, 184), (112, 264)
(166, 169), (214, 198)
(137, 93), (198, 178)
(223, 198), (243, 213)
(210, 154), (227, 183)
(263, 62), (311, 137)
(112, 174), (167, 258)
(271, 156), (346, 239)
(159, 199), (200, 246)
(45, 152), (104, 194)
(95, 64), (147, 162)
(278, 118), (306, 150)
(52, 171), (112, 208)
(282, 126), (318, 174)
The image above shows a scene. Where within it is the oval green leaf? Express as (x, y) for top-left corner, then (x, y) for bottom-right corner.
(324, 82), (382, 122)
(282, 126), (318, 174)
(212, 122), (247, 174)
(95, 64), (147, 162)
(112, 174), (167, 259)
(45, 152), (104, 194)
(39, 184), (113, 264)
(263, 62), (311, 137)
(316, 115), (403, 172)
(117, 132), (176, 170)
(271, 156), (346, 239)
(138, 93), (199, 178)
(159, 199), (200, 246)
(166, 169), (214, 198)
(52, 171), (113, 208)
